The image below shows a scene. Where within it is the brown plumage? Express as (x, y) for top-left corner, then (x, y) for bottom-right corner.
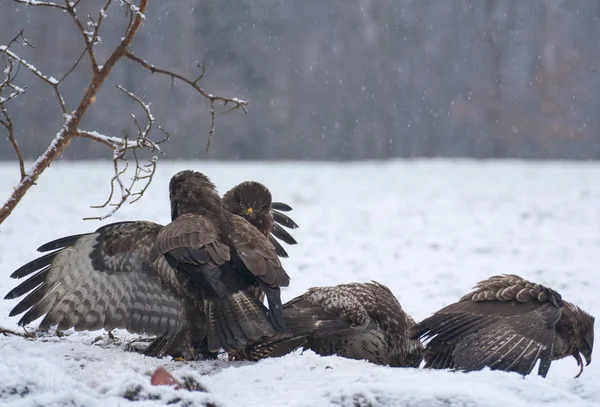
(232, 281), (424, 367)
(4, 170), (290, 359)
(222, 181), (299, 258)
(411, 274), (595, 378)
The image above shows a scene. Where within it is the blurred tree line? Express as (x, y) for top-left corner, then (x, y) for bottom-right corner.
(1, 0), (599, 161)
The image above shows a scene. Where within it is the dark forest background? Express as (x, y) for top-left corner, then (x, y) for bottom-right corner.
(1, 0), (600, 161)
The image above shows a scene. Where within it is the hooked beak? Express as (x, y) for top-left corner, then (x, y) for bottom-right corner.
(582, 348), (592, 367)
(246, 207), (254, 215)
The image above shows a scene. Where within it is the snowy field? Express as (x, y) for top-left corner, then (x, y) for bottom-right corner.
(0, 159), (599, 407)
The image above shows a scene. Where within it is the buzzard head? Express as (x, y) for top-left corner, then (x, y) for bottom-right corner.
(575, 308), (594, 367)
(169, 170), (222, 221)
(222, 181), (273, 236)
(562, 304), (595, 377)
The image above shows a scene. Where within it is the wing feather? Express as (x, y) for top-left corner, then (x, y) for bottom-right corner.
(228, 215), (290, 288)
(271, 223), (298, 245)
(271, 211), (299, 230)
(271, 202), (293, 212)
(268, 235), (289, 258)
(413, 274), (564, 376)
(5, 221), (185, 338)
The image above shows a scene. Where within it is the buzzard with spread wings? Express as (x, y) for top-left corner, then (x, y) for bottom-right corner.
(411, 274), (595, 377)
(222, 181), (299, 258)
(233, 281), (423, 367)
(4, 170), (290, 359)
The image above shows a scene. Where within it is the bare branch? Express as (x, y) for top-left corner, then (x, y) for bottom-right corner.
(82, 86), (164, 220)
(125, 51), (249, 150)
(0, 35), (28, 179)
(207, 100), (216, 152)
(13, 0), (66, 10)
(89, 0), (112, 52)
(120, 0), (145, 19)
(0, 325), (36, 338)
(0, 0), (150, 226)
(0, 39), (66, 113)
(1, 0), (248, 225)
(64, 0), (100, 76)
(57, 46), (87, 84)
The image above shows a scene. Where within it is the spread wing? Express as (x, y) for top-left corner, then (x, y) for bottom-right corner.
(412, 274), (564, 377)
(4, 221), (185, 337)
(269, 202), (299, 258)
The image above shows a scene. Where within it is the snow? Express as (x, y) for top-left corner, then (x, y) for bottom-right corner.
(0, 159), (599, 407)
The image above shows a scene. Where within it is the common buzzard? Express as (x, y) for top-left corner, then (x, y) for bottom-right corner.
(4, 170), (290, 359)
(411, 274), (595, 377)
(222, 181), (299, 258)
(233, 281), (424, 367)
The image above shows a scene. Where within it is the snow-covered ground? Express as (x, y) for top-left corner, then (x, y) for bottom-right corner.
(0, 159), (598, 407)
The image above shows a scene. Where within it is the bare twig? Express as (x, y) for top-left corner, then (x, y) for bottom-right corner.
(0, 41), (66, 113)
(90, 0), (112, 49)
(81, 86), (165, 220)
(14, 0), (66, 10)
(57, 46), (87, 84)
(125, 51), (249, 151)
(64, 0), (100, 76)
(0, 325), (36, 338)
(0, 32), (29, 179)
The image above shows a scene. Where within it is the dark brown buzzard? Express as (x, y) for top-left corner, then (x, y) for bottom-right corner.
(411, 274), (595, 377)
(222, 181), (299, 258)
(4, 170), (290, 359)
(233, 281), (424, 367)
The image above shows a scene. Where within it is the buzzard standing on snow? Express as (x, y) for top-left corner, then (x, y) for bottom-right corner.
(411, 274), (595, 377)
(222, 181), (299, 258)
(4, 170), (290, 359)
(233, 281), (424, 368)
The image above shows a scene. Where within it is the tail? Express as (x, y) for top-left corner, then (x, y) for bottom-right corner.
(258, 281), (286, 331)
(205, 290), (278, 353)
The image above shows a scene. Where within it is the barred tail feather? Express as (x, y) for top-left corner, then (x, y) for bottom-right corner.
(205, 290), (277, 353)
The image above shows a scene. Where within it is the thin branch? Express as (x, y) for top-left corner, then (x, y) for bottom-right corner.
(90, 0), (112, 53)
(64, 0), (100, 76)
(0, 325), (36, 338)
(125, 51), (249, 150)
(1, 105), (25, 180)
(0, 43), (66, 114)
(82, 86), (164, 220)
(120, 0), (145, 19)
(57, 46), (87, 84)
(13, 0), (66, 10)
(125, 52), (247, 106)
(207, 100), (216, 152)
(0, 36), (27, 179)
